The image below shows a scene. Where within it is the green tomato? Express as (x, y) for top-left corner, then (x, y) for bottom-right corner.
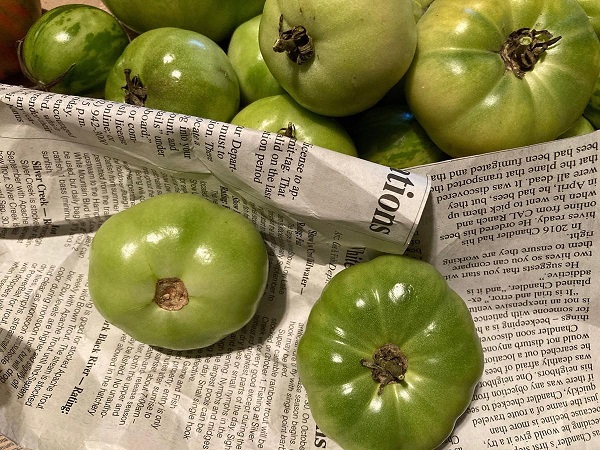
(584, 74), (600, 129)
(297, 255), (484, 450)
(227, 15), (286, 106)
(88, 193), (269, 351)
(258, 0), (417, 117)
(104, 28), (240, 122)
(411, 0), (435, 22)
(344, 104), (448, 169)
(557, 116), (595, 139)
(20, 4), (129, 96)
(101, 0), (265, 43)
(230, 94), (358, 156)
(578, 0), (600, 39)
(405, 0), (600, 157)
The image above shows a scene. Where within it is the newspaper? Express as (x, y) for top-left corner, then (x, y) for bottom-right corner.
(0, 83), (598, 450)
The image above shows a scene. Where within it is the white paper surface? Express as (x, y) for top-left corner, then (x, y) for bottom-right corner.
(0, 83), (598, 450)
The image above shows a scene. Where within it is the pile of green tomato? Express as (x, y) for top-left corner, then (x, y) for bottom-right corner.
(3, 1), (600, 449)
(4, 0), (599, 166)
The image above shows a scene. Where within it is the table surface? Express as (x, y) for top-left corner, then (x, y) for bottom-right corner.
(42, 0), (107, 11)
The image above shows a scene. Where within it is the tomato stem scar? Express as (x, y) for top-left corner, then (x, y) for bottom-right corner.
(154, 277), (189, 311)
(360, 343), (408, 395)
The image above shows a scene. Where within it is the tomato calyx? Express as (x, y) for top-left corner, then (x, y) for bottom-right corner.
(277, 122), (296, 138)
(154, 277), (189, 311)
(500, 28), (562, 79)
(360, 343), (408, 395)
(272, 15), (314, 65)
(122, 68), (147, 106)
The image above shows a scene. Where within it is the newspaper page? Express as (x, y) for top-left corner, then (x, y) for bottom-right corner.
(0, 84), (428, 450)
(409, 135), (599, 450)
(0, 83), (598, 450)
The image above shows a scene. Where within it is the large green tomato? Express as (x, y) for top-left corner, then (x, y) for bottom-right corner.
(101, 0), (265, 43)
(297, 255), (484, 450)
(258, 0), (417, 117)
(343, 104), (448, 169)
(20, 4), (129, 96)
(405, 0), (600, 157)
(297, 255), (483, 450)
(227, 15), (285, 106)
(230, 94), (358, 156)
(104, 28), (240, 122)
(88, 193), (269, 351)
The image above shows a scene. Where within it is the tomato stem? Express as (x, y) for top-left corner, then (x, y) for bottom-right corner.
(500, 28), (562, 79)
(272, 14), (314, 65)
(277, 122), (296, 138)
(154, 277), (189, 311)
(122, 68), (148, 106)
(360, 343), (408, 395)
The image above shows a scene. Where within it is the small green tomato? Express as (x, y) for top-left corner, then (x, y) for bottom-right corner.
(88, 193), (269, 351)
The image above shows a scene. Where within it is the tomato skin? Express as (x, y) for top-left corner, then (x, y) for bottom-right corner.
(20, 4), (129, 96)
(297, 255), (484, 450)
(88, 193), (269, 351)
(227, 15), (285, 106)
(343, 104), (448, 169)
(558, 116), (595, 139)
(584, 74), (600, 129)
(578, 0), (600, 39)
(104, 28), (240, 122)
(411, 0), (434, 21)
(405, 0), (600, 157)
(0, 0), (41, 81)
(258, 0), (417, 117)
(230, 94), (358, 156)
(101, 0), (265, 43)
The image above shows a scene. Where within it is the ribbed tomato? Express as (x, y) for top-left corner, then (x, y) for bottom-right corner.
(405, 0), (600, 157)
(0, 0), (41, 82)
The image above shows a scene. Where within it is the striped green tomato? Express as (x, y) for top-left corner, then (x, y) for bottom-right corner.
(20, 4), (129, 97)
(344, 104), (448, 169)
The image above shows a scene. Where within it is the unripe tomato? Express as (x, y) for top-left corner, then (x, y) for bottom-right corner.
(258, 0), (417, 117)
(557, 116), (595, 138)
(101, 0), (265, 43)
(104, 28), (240, 122)
(20, 4), (129, 96)
(344, 104), (448, 169)
(405, 0), (600, 157)
(231, 94), (358, 156)
(227, 15), (285, 106)
(0, 0), (41, 82)
(88, 193), (269, 351)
